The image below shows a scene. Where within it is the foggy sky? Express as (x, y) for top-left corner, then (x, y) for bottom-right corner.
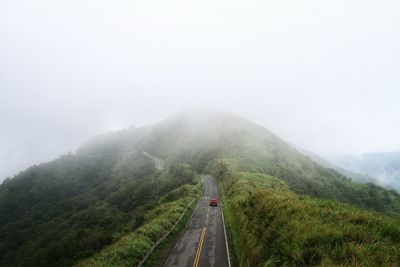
(1, 0), (400, 181)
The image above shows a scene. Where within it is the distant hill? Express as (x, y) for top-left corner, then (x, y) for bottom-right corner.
(328, 152), (400, 192)
(295, 146), (377, 184)
(1, 110), (400, 266)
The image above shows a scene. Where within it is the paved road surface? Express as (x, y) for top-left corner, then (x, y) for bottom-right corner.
(143, 151), (165, 170)
(164, 175), (230, 267)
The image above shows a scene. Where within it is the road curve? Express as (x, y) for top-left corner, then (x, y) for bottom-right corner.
(142, 151), (165, 170)
(164, 175), (230, 267)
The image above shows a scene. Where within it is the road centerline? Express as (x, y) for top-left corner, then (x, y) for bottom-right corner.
(164, 175), (229, 267)
(193, 227), (206, 267)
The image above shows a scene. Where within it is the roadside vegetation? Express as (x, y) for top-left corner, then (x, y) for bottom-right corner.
(75, 183), (200, 267)
(217, 147), (400, 218)
(213, 160), (400, 266)
(0, 151), (198, 267)
(3, 111), (400, 267)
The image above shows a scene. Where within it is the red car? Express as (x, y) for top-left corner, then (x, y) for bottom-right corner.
(209, 198), (218, 206)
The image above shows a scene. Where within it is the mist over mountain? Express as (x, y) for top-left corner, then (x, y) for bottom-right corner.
(78, 110), (400, 207)
(328, 152), (400, 191)
(1, 110), (400, 266)
(2, 0), (400, 265)
(296, 147), (377, 184)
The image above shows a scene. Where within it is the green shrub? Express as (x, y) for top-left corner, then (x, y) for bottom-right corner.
(216, 163), (400, 267)
(75, 182), (200, 267)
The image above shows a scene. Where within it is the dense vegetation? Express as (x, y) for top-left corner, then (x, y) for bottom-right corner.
(73, 111), (400, 217)
(216, 149), (400, 217)
(123, 111), (400, 217)
(0, 151), (198, 267)
(213, 160), (400, 266)
(76, 183), (200, 267)
(2, 110), (400, 266)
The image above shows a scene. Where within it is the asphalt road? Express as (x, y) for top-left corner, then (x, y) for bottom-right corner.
(143, 151), (165, 170)
(164, 175), (230, 267)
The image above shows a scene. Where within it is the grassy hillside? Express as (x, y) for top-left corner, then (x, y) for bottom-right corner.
(216, 148), (400, 217)
(79, 111), (400, 216)
(75, 183), (200, 267)
(0, 150), (198, 266)
(213, 161), (400, 266)
(2, 110), (400, 266)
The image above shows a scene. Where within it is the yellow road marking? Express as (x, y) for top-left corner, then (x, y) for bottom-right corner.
(193, 227), (206, 267)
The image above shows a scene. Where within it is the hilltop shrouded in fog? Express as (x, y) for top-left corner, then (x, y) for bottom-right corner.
(2, 0), (400, 266)
(1, 110), (400, 266)
(1, 0), (400, 183)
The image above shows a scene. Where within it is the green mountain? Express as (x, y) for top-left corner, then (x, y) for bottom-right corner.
(79, 110), (400, 214)
(1, 110), (400, 266)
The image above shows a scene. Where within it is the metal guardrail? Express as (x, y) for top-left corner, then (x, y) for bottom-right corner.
(163, 177), (206, 267)
(136, 192), (200, 267)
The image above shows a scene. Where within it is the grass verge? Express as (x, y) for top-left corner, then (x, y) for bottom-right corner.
(142, 194), (200, 267)
(219, 184), (239, 267)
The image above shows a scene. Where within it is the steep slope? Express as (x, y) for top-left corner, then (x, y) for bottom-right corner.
(1, 110), (400, 267)
(213, 165), (400, 266)
(78, 110), (400, 216)
(0, 151), (199, 266)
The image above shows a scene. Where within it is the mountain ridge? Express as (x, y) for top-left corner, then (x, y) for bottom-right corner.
(1, 110), (400, 266)
(73, 110), (400, 215)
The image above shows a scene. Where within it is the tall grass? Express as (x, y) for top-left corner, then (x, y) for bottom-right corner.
(214, 162), (400, 267)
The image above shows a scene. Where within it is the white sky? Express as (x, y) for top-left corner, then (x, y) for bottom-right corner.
(1, 0), (400, 181)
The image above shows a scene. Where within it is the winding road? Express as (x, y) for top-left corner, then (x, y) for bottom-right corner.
(164, 175), (230, 267)
(143, 151), (165, 170)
